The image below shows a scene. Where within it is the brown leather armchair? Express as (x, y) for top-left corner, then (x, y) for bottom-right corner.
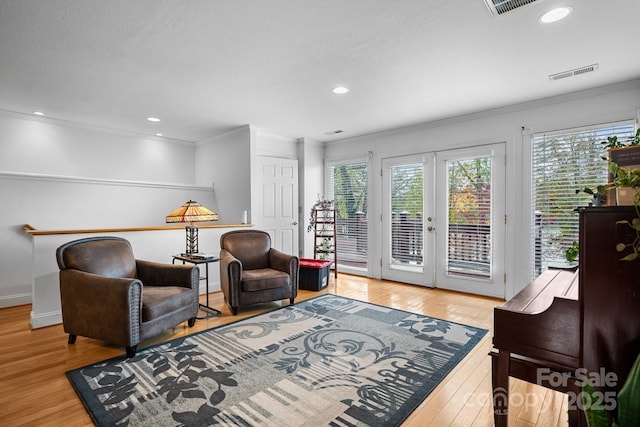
(219, 230), (299, 315)
(56, 236), (199, 357)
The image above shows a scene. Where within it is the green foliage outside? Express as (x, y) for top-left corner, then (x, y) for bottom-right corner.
(533, 126), (632, 266)
(448, 158), (491, 225)
(331, 163), (367, 221)
(390, 163), (423, 217)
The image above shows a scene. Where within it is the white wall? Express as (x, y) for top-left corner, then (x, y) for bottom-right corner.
(0, 111), (216, 308)
(196, 126), (251, 224)
(196, 125), (305, 231)
(254, 128), (299, 159)
(298, 138), (325, 258)
(0, 113), (195, 183)
(324, 79), (640, 298)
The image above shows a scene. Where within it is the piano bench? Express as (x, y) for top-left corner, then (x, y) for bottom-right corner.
(491, 268), (584, 426)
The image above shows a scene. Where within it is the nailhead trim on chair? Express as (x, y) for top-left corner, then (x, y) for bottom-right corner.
(128, 281), (141, 346)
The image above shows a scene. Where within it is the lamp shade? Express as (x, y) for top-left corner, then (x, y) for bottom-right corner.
(166, 200), (219, 224)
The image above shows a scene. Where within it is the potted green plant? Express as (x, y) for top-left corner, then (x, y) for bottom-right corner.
(598, 130), (640, 261)
(602, 129), (640, 205)
(604, 162), (640, 261)
(576, 185), (608, 207)
(306, 196), (333, 232)
(565, 241), (579, 263)
(582, 352), (640, 426)
(609, 162), (640, 206)
(601, 129), (640, 149)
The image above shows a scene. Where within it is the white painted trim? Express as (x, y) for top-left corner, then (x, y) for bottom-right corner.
(0, 171), (210, 191)
(195, 125), (250, 146)
(0, 292), (31, 308)
(31, 309), (62, 329)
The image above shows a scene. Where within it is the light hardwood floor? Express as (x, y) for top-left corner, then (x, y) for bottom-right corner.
(0, 274), (569, 426)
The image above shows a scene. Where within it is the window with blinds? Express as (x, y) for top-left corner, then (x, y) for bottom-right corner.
(327, 161), (368, 271)
(390, 163), (424, 266)
(531, 121), (636, 277)
(447, 157), (492, 277)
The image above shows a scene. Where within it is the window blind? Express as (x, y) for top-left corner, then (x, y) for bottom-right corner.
(447, 157), (492, 277)
(327, 161), (368, 271)
(390, 163), (424, 266)
(531, 121), (636, 277)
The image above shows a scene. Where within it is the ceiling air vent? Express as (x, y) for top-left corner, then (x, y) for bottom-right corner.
(549, 64), (599, 81)
(324, 130), (344, 135)
(483, 0), (539, 17)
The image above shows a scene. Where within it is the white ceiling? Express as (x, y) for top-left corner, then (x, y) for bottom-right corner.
(1, 0), (639, 143)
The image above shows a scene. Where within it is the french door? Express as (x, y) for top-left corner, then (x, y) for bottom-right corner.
(435, 144), (505, 297)
(381, 154), (435, 286)
(381, 144), (505, 297)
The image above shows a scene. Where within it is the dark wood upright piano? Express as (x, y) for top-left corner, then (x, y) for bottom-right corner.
(491, 207), (640, 426)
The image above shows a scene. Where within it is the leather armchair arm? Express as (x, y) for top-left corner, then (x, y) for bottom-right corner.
(219, 248), (243, 307)
(269, 248), (299, 274)
(136, 259), (199, 291)
(59, 269), (142, 347)
(269, 249), (299, 297)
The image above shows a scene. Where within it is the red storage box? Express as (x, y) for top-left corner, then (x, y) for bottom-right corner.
(299, 258), (332, 291)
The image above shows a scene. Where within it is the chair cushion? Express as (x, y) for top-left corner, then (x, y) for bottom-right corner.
(241, 268), (290, 292)
(142, 286), (193, 322)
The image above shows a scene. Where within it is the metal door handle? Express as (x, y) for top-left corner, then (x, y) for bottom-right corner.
(427, 226), (435, 232)
(292, 221), (298, 225)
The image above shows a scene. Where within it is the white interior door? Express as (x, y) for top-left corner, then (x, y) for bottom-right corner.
(381, 154), (435, 286)
(434, 144), (506, 297)
(256, 156), (299, 255)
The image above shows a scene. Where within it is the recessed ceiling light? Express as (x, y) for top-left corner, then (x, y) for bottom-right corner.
(146, 117), (161, 122)
(540, 6), (572, 23)
(33, 111), (45, 116)
(155, 133), (163, 137)
(332, 86), (349, 95)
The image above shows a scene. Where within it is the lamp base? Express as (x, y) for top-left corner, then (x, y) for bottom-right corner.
(185, 225), (199, 255)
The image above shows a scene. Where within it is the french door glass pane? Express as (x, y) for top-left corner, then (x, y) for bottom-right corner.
(328, 162), (368, 271)
(390, 163), (424, 266)
(447, 157), (491, 277)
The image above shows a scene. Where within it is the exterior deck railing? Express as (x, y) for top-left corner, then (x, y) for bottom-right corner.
(334, 213), (493, 273)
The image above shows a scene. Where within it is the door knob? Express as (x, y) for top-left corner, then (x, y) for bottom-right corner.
(427, 226), (435, 232)
(292, 221), (298, 225)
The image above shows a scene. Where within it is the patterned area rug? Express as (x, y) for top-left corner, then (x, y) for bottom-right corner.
(67, 294), (487, 426)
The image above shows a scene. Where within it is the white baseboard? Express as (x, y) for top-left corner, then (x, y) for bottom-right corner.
(0, 292), (32, 308)
(31, 309), (62, 329)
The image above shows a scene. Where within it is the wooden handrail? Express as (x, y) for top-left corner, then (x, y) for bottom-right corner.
(23, 223), (252, 236)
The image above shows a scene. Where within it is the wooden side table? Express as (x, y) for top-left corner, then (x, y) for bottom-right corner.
(172, 254), (221, 318)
